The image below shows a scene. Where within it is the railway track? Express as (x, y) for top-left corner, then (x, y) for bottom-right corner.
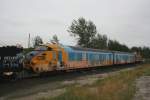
(0, 64), (140, 100)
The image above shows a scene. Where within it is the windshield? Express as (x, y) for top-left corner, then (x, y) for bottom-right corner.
(34, 46), (48, 51)
(34, 46), (52, 51)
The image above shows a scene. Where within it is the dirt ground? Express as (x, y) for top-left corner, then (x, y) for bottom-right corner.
(133, 76), (150, 100)
(0, 65), (137, 100)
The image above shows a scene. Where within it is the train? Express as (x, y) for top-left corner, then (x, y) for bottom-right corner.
(0, 43), (142, 79)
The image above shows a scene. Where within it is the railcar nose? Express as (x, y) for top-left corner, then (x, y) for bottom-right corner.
(24, 51), (43, 67)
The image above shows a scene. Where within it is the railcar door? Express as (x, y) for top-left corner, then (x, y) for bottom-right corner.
(58, 51), (62, 62)
(57, 51), (64, 70)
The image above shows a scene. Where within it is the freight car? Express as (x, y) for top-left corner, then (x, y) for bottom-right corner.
(0, 43), (140, 79)
(0, 46), (24, 78)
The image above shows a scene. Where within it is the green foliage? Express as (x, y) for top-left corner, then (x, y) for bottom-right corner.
(68, 17), (149, 58)
(90, 34), (108, 49)
(46, 64), (150, 100)
(33, 36), (43, 47)
(131, 46), (150, 59)
(51, 34), (59, 44)
(23, 48), (34, 54)
(108, 40), (130, 52)
(68, 17), (97, 48)
(68, 17), (130, 52)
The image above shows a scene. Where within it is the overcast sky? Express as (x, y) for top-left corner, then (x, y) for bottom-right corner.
(0, 0), (150, 48)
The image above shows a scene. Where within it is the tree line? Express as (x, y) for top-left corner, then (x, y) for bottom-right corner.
(31, 34), (59, 48)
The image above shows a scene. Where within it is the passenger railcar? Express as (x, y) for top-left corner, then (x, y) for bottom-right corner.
(113, 51), (135, 65)
(24, 44), (136, 73)
(65, 46), (114, 69)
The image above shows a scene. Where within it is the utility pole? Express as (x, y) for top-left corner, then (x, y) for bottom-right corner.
(28, 33), (30, 48)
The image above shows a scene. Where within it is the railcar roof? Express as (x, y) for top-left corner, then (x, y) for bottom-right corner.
(69, 46), (112, 53)
(63, 45), (134, 55)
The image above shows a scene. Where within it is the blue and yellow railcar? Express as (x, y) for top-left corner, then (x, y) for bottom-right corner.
(64, 46), (114, 70)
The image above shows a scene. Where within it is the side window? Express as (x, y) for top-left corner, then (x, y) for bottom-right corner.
(86, 53), (88, 60)
(53, 51), (56, 60)
(90, 53), (93, 61)
(69, 52), (75, 61)
(83, 53), (86, 60)
(76, 53), (82, 61)
(99, 54), (101, 61)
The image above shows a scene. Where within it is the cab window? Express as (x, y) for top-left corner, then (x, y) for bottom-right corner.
(35, 46), (47, 51)
(34, 46), (52, 51)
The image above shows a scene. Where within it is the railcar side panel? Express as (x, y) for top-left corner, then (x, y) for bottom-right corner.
(65, 47), (114, 70)
(114, 52), (135, 65)
(66, 51), (89, 69)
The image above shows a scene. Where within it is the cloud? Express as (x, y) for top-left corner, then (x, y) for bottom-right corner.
(0, 0), (150, 47)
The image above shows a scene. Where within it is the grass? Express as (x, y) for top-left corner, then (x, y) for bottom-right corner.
(41, 63), (150, 100)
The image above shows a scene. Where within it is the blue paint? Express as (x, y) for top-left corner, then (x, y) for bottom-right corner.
(68, 52), (75, 61)
(61, 45), (135, 65)
(58, 51), (62, 62)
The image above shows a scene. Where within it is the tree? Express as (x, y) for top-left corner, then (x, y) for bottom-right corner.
(132, 46), (150, 59)
(108, 40), (119, 51)
(90, 34), (108, 49)
(142, 47), (150, 59)
(120, 44), (130, 52)
(68, 17), (97, 48)
(33, 36), (43, 47)
(108, 39), (130, 52)
(51, 34), (59, 44)
(131, 46), (142, 53)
